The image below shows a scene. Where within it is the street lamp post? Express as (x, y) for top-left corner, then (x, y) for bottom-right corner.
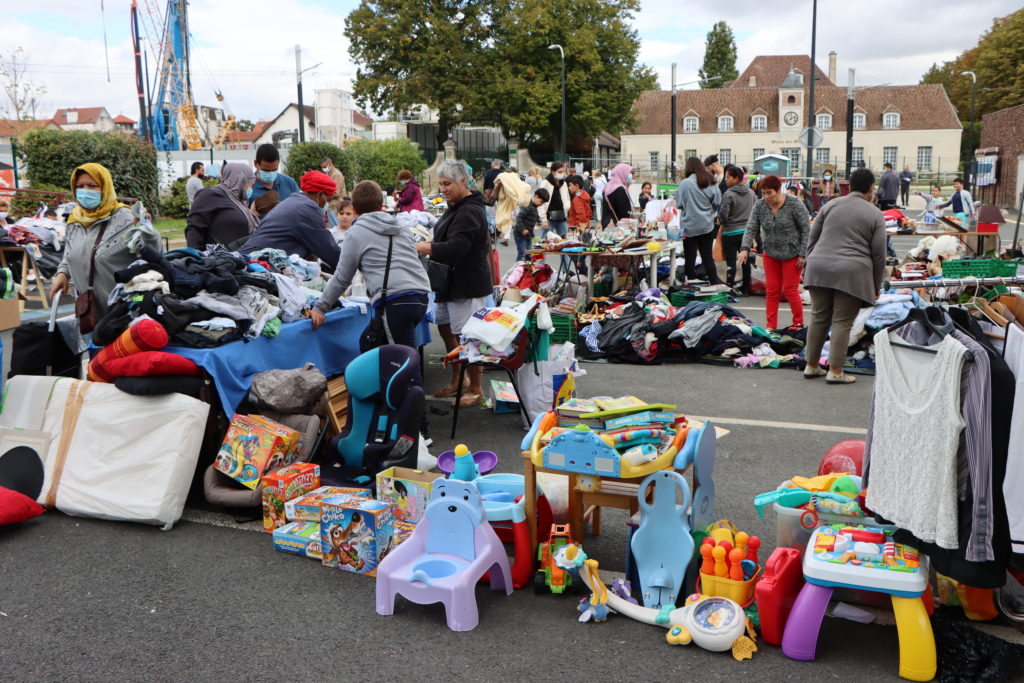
(961, 70), (977, 190)
(805, 0), (818, 178)
(548, 44), (566, 161)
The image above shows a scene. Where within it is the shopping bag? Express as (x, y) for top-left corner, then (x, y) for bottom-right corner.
(515, 342), (582, 423)
(712, 230), (724, 262)
(460, 294), (539, 352)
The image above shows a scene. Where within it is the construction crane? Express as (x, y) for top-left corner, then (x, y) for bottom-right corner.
(130, 0), (207, 151)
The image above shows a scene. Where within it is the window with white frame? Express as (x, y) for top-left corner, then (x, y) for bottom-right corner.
(751, 115), (767, 131)
(719, 149), (732, 165)
(683, 116), (698, 133)
(816, 113), (832, 130)
(883, 112), (900, 129)
(718, 115), (734, 132)
(753, 148), (765, 159)
(883, 146), (898, 166)
(684, 149), (697, 161)
(649, 151), (660, 171)
(916, 146), (932, 171)
(782, 147), (802, 169)
(815, 148), (830, 165)
(852, 147), (864, 165)
(853, 113), (865, 130)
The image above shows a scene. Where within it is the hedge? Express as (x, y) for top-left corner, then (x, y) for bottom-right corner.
(19, 129), (159, 210)
(283, 138), (427, 194)
(160, 176), (220, 219)
(284, 141), (348, 186)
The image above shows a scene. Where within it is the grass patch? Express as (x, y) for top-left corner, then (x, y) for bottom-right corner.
(154, 216), (186, 243)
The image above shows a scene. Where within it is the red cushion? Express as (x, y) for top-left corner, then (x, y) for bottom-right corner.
(89, 319), (169, 382)
(0, 485), (45, 525)
(99, 352), (201, 379)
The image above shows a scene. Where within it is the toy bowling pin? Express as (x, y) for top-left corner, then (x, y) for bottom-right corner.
(452, 444), (481, 481)
(718, 540), (733, 556)
(747, 535), (761, 567)
(729, 549), (745, 581)
(712, 545), (728, 578)
(700, 544), (715, 576)
(735, 531), (749, 559)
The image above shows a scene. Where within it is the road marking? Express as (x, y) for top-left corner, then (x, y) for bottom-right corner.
(689, 415), (867, 435)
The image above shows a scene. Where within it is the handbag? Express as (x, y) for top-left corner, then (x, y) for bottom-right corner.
(75, 219), (110, 334)
(547, 209), (566, 222)
(248, 362), (328, 414)
(426, 258), (451, 298)
(359, 236), (393, 352)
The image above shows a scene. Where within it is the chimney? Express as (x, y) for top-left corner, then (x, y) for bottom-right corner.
(749, 75), (757, 87)
(828, 51), (837, 84)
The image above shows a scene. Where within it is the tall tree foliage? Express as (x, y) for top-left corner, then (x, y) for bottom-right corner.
(345, 0), (490, 147)
(0, 47), (46, 120)
(920, 8), (1023, 118)
(698, 21), (739, 89)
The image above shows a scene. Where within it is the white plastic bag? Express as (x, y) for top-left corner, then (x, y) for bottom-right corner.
(515, 342), (581, 423)
(460, 294), (539, 352)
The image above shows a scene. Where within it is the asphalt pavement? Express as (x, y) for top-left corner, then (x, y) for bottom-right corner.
(2, 216), (1023, 681)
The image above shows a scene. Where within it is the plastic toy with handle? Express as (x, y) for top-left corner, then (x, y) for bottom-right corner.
(437, 444), (499, 481)
(755, 547), (805, 646)
(689, 421), (717, 532)
(630, 470), (693, 609)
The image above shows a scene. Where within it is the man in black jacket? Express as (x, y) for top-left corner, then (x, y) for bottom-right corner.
(416, 160), (493, 407)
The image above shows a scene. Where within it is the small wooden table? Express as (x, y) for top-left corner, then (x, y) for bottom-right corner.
(528, 242), (681, 301)
(0, 246), (49, 311)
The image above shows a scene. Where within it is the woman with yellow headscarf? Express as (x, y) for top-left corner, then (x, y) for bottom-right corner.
(50, 163), (161, 329)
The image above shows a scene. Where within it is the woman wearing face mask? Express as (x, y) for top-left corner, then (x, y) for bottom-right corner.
(0, 198), (13, 225)
(49, 163), (162, 322)
(539, 161), (572, 237)
(239, 170), (341, 268)
(185, 162), (258, 251)
(394, 169), (424, 212)
(738, 174), (810, 330)
(601, 162), (634, 227)
(814, 168), (836, 212)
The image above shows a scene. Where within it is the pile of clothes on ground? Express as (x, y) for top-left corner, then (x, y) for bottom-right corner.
(96, 245), (335, 349)
(0, 215), (68, 282)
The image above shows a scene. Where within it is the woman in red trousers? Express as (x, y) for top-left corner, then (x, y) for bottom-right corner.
(738, 175), (810, 330)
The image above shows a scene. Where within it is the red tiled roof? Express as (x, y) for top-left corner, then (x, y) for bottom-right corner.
(0, 118), (58, 137)
(52, 107), (108, 125)
(353, 111), (373, 128)
(732, 55), (834, 89)
(113, 115), (135, 124)
(628, 84), (960, 135)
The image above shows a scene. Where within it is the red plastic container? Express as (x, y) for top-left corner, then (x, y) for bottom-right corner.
(755, 547), (805, 646)
(977, 222), (999, 234)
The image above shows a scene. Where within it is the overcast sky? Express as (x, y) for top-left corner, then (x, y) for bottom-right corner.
(3, 0), (1019, 124)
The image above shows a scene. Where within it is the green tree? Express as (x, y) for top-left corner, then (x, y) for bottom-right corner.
(234, 119), (256, 132)
(698, 21), (739, 89)
(285, 141), (348, 181)
(345, 0), (490, 147)
(472, 0), (656, 151)
(20, 129), (158, 209)
(343, 138), (427, 188)
(159, 176), (218, 219)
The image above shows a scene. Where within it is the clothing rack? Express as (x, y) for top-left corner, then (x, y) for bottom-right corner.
(883, 275), (1024, 289)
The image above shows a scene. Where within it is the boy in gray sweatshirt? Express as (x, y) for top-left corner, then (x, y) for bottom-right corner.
(311, 180), (430, 350)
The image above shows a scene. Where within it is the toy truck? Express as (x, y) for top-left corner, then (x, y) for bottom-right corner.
(536, 524), (574, 594)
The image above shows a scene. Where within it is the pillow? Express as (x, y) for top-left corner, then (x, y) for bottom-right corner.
(88, 318), (169, 382)
(99, 351), (201, 380)
(0, 486), (45, 525)
(114, 375), (205, 397)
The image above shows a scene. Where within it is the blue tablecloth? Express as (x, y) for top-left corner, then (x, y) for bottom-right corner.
(169, 306), (430, 415)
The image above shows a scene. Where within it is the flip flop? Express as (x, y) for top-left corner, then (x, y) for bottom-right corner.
(826, 373), (857, 384)
(803, 366), (827, 379)
(451, 393), (484, 408)
(432, 384), (466, 398)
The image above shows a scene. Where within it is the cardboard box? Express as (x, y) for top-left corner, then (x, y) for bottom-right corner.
(320, 498), (393, 575)
(272, 521), (323, 560)
(0, 297), (20, 332)
(376, 466), (444, 523)
(213, 414), (303, 490)
(261, 463), (321, 532)
(490, 380), (520, 414)
(284, 486), (371, 522)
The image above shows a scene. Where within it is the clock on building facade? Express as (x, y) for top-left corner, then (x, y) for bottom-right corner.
(783, 111), (799, 126)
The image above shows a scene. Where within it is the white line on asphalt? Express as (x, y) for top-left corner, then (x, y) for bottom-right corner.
(689, 415), (867, 435)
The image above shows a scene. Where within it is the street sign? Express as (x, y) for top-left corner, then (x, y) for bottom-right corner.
(799, 127), (823, 148)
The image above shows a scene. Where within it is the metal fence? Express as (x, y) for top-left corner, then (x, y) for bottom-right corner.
(407, 124), (506, 173)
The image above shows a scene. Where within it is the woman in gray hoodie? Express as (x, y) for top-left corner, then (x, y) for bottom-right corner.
(717, 165), (756, 293)
(311, 180), (430, 350)
(674, 157), (722, 284)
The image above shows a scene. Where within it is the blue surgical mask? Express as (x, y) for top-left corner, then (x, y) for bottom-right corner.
(400, 180), (408, 187)
(245, 186), (253, 200)
(627, 174), (633, 183)
(76, 189), (102, 210)
(257, 170), (278, 184)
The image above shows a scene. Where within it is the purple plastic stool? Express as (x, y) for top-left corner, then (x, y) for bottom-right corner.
(781, 582), (834, 660)
(375, 479), (512, 632)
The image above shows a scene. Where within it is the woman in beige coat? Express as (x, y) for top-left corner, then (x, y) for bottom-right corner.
(803, 168), (887, 384)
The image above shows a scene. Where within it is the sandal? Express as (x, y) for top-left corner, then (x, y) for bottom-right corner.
(451, 393), (484, 408)
(826, 373), (857, 384)
(803, 366), (827, 379)
(433, 382), (467, 398)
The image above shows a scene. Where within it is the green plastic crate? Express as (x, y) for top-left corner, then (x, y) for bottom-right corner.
(550, 317), (578, 345)
(670, 291), (729, 307)
(940, 259), (1020, 278)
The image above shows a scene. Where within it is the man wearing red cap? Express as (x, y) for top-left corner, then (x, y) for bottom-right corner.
(239, 170), (341, 268)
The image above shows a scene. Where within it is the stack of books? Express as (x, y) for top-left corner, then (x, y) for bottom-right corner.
(543, 396), (678, 443)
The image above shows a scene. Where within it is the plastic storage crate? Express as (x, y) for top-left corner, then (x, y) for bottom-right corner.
(549, 316), (578, 345)
(940, 259), (1020, 278)
(670, 291), (730, 307)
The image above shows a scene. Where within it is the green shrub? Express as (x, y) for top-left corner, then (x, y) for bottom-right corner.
(9, 183), (71, 219)
(284, 141), (349, 185)
(19, 129), (159, 209)
(159, 176), (219, 219)
(344, 138), (427, 190)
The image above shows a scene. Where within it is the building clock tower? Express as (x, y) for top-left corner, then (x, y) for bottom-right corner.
(778, 69), (804, 133)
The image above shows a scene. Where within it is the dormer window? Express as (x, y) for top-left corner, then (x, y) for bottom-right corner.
(816, 113), (832, 130)
(853, 113), (866, 130)
(787, 95), (796, 104)
(883, 112), (900, 129)
(751, 114), (767, 131)
(683, 116), (699, 133)
(717, 115), (734, 132)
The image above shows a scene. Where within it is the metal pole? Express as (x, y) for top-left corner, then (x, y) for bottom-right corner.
(671, 63), (677, 182)
(11, 140), (19, 190)
(1012, 189), (1024, 252)
(805, 0), (817, 177)
(845, 69), (855, 179)
(560, 54), (566, 160)
(969, 81), (976, 190)
(295, 45), (305, 143)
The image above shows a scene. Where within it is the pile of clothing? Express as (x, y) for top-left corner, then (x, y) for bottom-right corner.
(96, 245), (327, 349)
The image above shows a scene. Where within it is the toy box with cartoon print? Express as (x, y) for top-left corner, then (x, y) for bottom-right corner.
(376, 466), (444, 523)
(285, 486), (371, 522)
(320, 498), (394, 575)
(214, 414), (303, 490)
(262, 463), (321, 532)
(272, 522), (323, 559)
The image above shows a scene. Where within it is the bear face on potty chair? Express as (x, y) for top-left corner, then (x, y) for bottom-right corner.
(426, 480), (485, 556)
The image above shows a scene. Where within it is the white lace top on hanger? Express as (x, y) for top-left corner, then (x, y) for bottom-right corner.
(866, 331), (967, 550)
